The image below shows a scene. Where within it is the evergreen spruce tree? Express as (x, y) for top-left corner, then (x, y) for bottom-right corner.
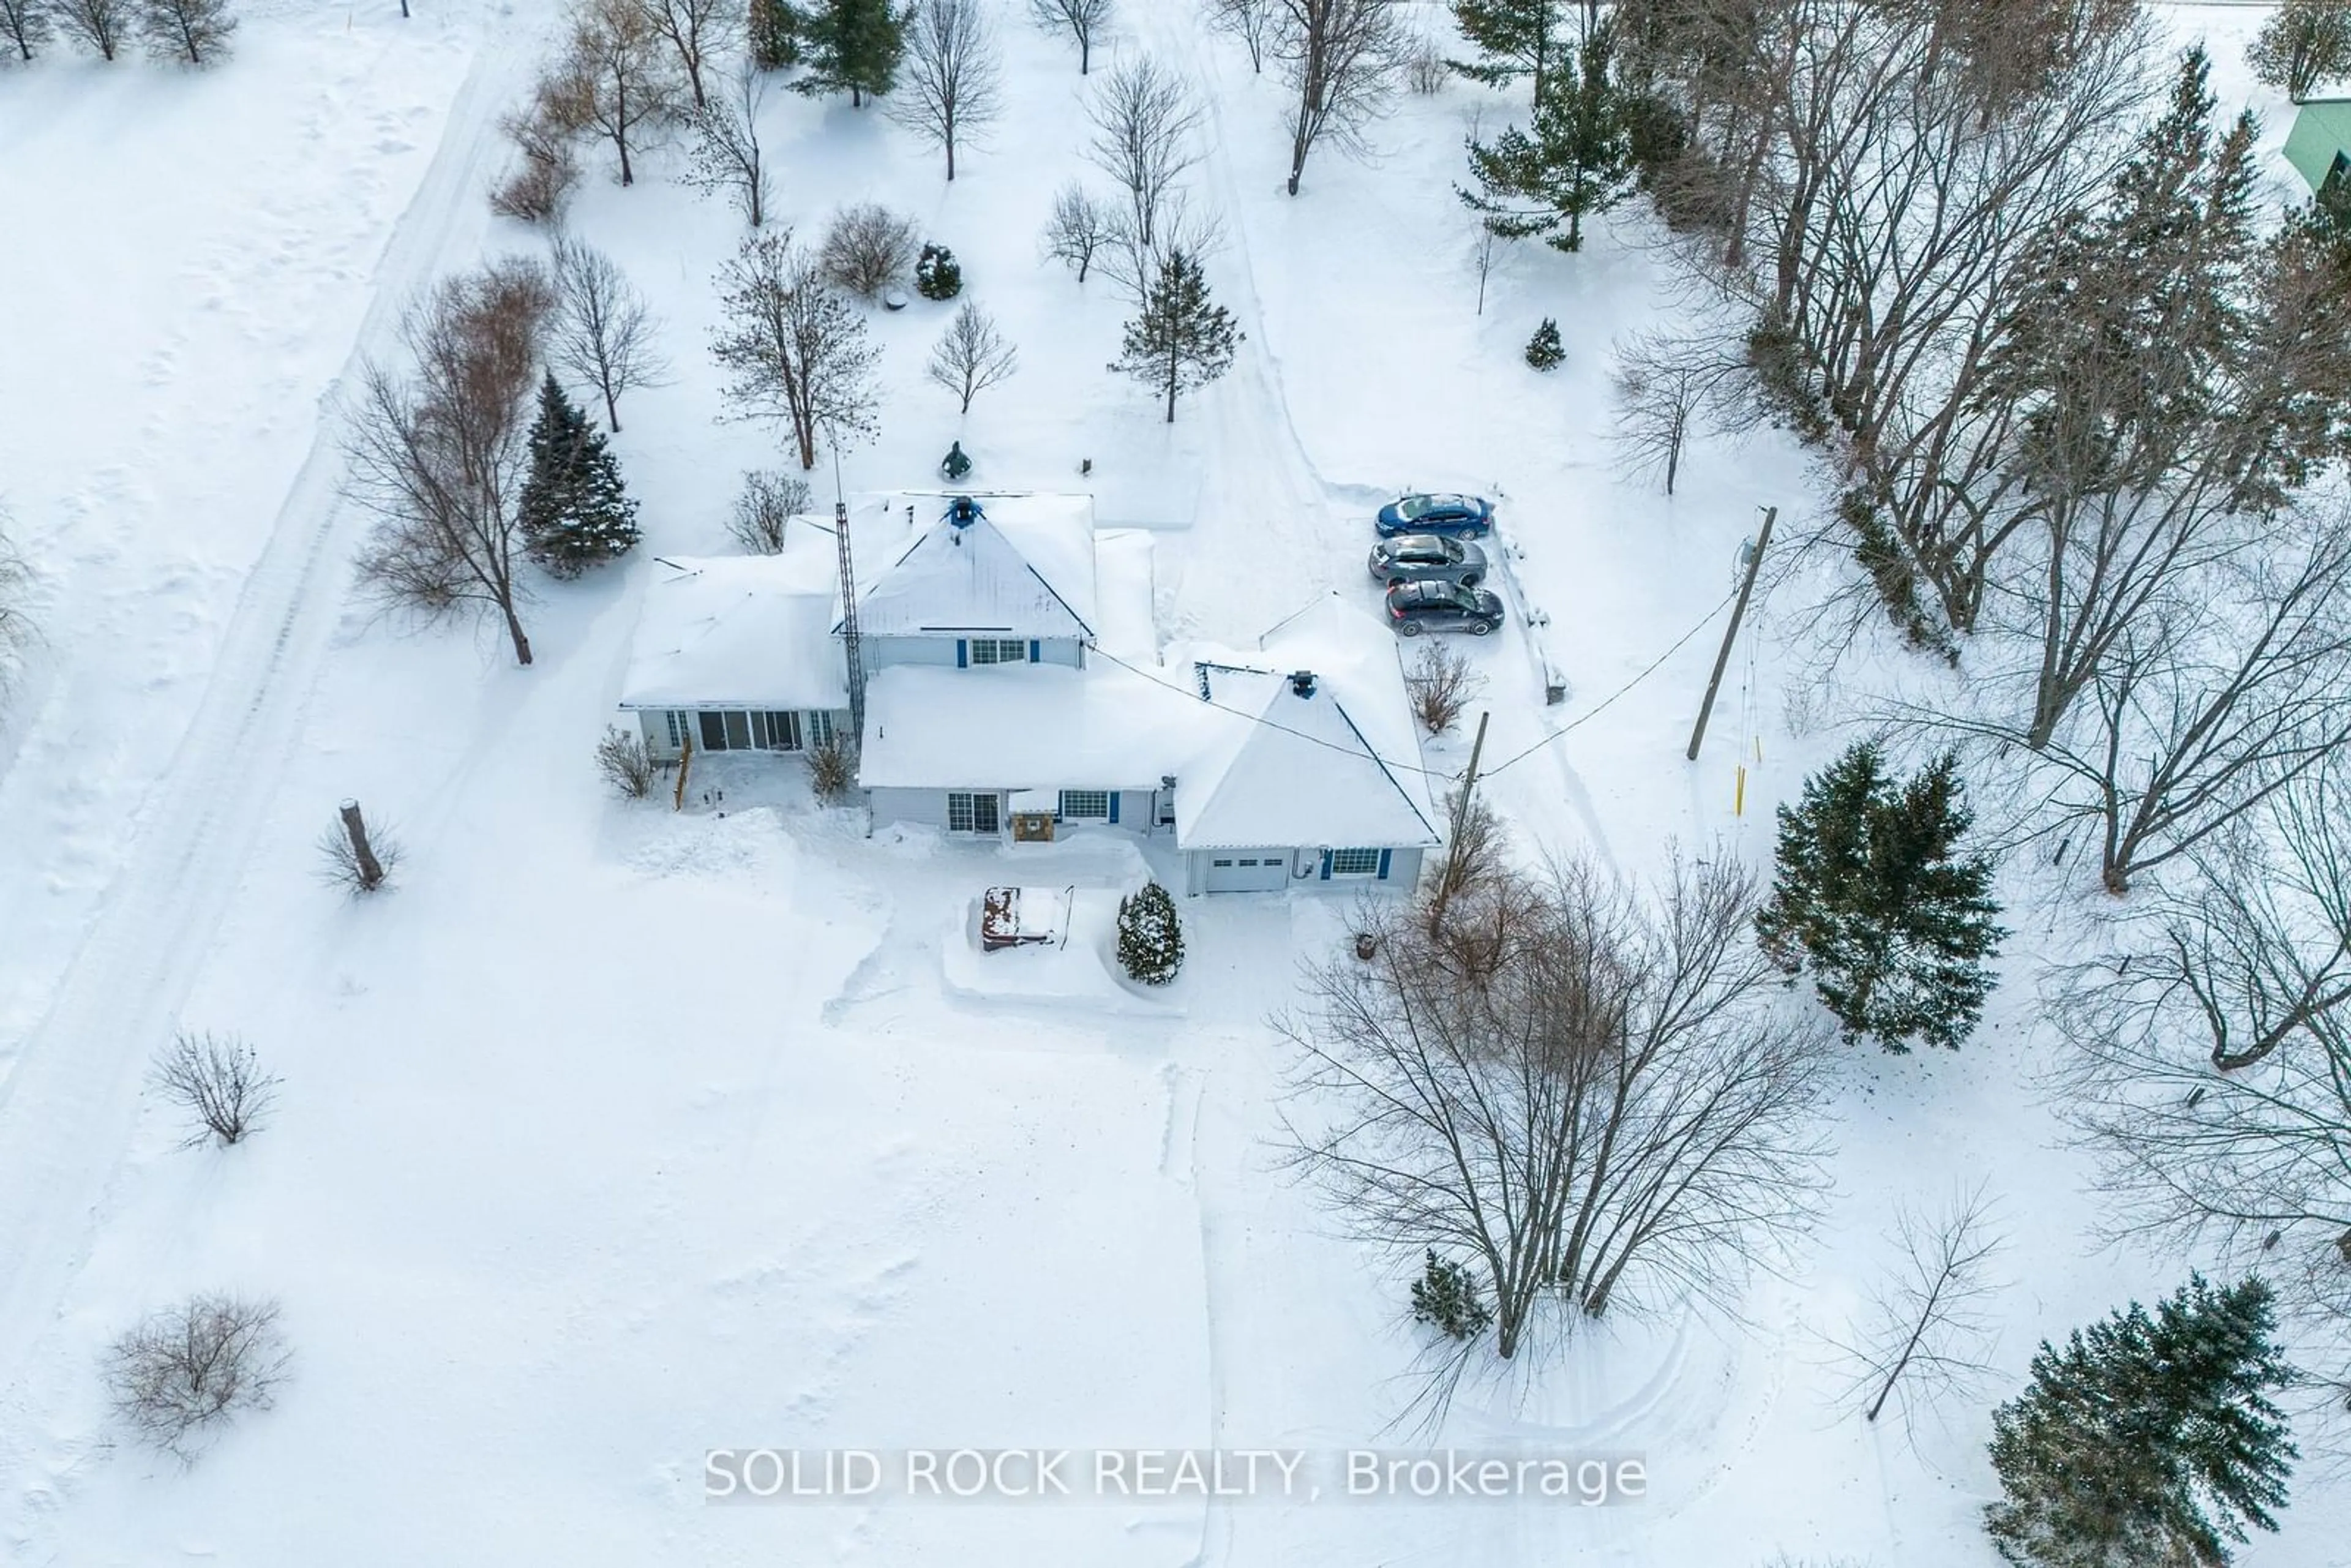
(1755, 742), (2005, 1052)
(1446, 0), (1558, 98)
(1109, 250), (1241, 423)
(791, 0), (906, 106)
(520, 373), (642, 579)
(1985, 1275), (2297, 1568)
(749, 0), (802, 70)
(1524, 317), (1562, 369)
(1116, 880), (1184, 985)
(1457, 16), (1634, 253)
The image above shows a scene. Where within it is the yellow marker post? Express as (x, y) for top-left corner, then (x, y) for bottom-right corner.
(1734, 765), (1747, 817)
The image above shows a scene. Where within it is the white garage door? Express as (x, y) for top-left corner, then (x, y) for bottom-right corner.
(1202, 852), (1293, 893)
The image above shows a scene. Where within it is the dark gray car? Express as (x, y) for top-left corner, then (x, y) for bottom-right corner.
(1385, 580), (1505, 637)
(1367, 533), (1488, 588)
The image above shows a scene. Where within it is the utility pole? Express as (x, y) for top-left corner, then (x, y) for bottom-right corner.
(1687, 506), (1774, 762)
(1430, 709), (1490, 932)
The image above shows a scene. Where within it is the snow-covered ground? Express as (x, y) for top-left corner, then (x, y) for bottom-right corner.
(1, 1), (2344, 1563)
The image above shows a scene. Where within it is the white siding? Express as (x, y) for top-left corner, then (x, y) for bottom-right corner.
(863, 787), (950, 828)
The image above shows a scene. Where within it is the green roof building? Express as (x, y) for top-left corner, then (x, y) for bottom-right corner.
(2283, 97), (2351, 195)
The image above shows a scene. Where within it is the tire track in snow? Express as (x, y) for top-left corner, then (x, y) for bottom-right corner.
(0, 28), (536, 1527)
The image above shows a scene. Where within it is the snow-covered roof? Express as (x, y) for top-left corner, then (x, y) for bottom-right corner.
(844, 492), (1099, 640)
(1092, 529), (1159, 664)
(858, 661), (1196, 791)
(862, 591), (1441, 851)
(1175, 594), (1444, 851)
(618, 555), (848, 712)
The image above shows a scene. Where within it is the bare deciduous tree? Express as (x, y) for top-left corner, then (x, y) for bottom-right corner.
(1029, 0), (1106, 72)
(1086, 56), (1202, 253)
(563, 0), (679, 187)
(549, 236), (669, 433)
(925, 301), (1018, 415)
(491, 75), (590, 224)
(1201, 0), (1270, 73)
(711, 228), (883, 470)
(596, 724), (657, 797)
(684, 55), (773, 227)
(1404, 641), (1483, 736)
(137, 0), (230, 61)
(1271, 0), (1405, 196)
(106, 1294), (288, 1456)
(1608, 329), (1735, 497)
(1830, 1184), (2006, 1426)
(728, 468), (811, 552)
(1041, 182), (1115, 282)
(817, 202), (920, 297)
(2002, 512), (2351, 894)
(1094, 186), (1223, 308)
(2058, 780), (2351, 1388)
(890, 0), (1002, 181)
(1422, 784), (1504, 938)
(344, 259), (555, 667)
(2, 0), (53, 60)
(151, 1031), (279, 1149)
(1284, 852), (1835, 1390)
(53, 0), (130, 58)
(638, 0), (737, 107)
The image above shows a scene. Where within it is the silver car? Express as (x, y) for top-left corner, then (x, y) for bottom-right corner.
(1367, 533), (1488, 588)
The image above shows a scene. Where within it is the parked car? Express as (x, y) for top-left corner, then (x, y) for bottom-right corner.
(1386, 580), (1505, 636)
(1375, 492), (1495, 538)
(1368, 533), (1488, 588)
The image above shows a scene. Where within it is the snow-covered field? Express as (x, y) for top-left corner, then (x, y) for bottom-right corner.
(2, 1), (2345, 1562)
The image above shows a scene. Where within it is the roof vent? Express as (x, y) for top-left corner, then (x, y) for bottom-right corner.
(1289, 670), (1317, 698)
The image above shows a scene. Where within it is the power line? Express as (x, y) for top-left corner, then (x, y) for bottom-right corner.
(1483, 587), (1739, 778)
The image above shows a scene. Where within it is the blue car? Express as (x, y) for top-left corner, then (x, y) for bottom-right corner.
(1376, 492), (1494, 538)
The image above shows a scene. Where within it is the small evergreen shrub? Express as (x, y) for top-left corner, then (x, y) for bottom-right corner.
(1116, 880), (1184, 985)
(915, 243), (963, 301)
(1410, 1250), (1493, 1341)
(1755, 742), (2005, 1052)
(1524, 317), (1564, 370)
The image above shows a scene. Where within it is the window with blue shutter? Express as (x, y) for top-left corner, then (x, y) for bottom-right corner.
(1107, 792), (1120, 824)
(1029, 639), (1040, 662)
(956, 639), (968, 667)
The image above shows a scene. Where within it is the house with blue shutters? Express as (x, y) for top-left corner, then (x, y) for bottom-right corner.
(617, 492), (1441, 894)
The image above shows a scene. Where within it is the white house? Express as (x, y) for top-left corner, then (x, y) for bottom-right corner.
(613, 490), (1442, 894)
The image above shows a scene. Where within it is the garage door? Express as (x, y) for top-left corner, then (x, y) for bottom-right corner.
(1202, 851), (1293, 893)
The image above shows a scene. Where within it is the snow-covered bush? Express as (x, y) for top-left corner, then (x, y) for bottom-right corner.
(106, 1294), (289, 1455)
(1116, 880), (1184, 985)
(807, 735), (855, 801)
(596, 725), (656, 798)
(820, 203), (920, 298)
(151, 1031), (279, 1148)
(1524, 317), (1563, 370)
(1410, 1249), (1491, 1341)
(729, 469), (810, 554)
(915, 242), (963, 300)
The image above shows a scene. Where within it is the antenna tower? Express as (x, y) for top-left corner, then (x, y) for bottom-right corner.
(832, 458), (866, 748)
